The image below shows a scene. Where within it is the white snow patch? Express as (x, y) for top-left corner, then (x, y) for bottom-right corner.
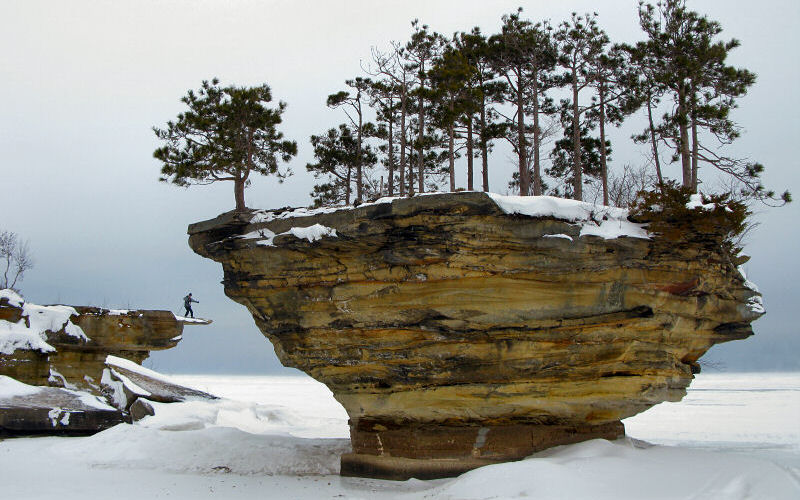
(64, 388), (117, 411)
(487, 193), (650, 240)
(0, 288), (24, 307)
(239, 227), (277, 246)
(105, 355), (205, 395)
(172, 315), (209, 324)
(240, 224), (337, 246)
(286, 224), (337, 242)
(430, 438), (797, 500)
(101, 368), (129, 409)
(738, 265), (760, 292)
(746, 295), (766, 314)
(49, 368), (77, 390)
(542, 233), (573, 241)
(109, 368), (152, 398)
(579, 218), (651, 240)
(1, 291), (89, 355)
(0, 374), (42, 398)
(686, 193), (716, 210)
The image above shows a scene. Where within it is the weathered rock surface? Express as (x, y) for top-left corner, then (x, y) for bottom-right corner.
(0, 376), (125, 436)
(188, 192), (763, 479)
(105, 355), (217, 404)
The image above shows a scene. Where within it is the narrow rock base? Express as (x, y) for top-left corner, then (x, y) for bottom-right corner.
(343, 420), (625, 480)
(341, 454), (500, 480)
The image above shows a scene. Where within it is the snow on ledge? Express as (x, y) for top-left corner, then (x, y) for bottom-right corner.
(239, 224), (338, 247)
(487, 193), (650, 240)
(1, 290), (88, 355)
(242, 192), (650, 243)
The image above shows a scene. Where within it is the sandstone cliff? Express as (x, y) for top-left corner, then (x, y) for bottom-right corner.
(188, 191), (762, 479)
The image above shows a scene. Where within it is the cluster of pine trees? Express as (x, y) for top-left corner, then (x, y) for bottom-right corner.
(306, 0), (788, 208)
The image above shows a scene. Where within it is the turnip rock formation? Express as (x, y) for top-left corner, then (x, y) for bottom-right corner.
(188, 191), (763, 480)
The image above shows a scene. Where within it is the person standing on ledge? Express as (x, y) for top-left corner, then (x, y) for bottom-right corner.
(183, 293), (199, 318)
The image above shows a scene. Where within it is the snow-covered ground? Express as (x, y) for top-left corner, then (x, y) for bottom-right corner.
(1, 372), (798, 499)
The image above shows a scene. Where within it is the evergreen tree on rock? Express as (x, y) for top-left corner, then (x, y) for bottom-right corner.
(154, 78), (297, 212)
(636, 0), (789, 203)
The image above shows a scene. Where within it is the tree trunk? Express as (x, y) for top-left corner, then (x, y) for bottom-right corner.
(400, 88), (407, 196)
(388, 98), (395, 197)
(572, 67), (582, 201)
(480, 90), (489, 192)
(467, 116), (474, 191)
(599, 80), (609, 206)
(345, 166), (351, 205)
(234, 175), (246, 212)
(532, 71), (542, 196)
(516, 70), (529, 196)
(690, 88), (699, 193)
(646, 93), (664, 192)
(448, 124), (455, 192)
(677, 85), (692, 188)
(407, 126), (415, 196)
(356, 108), (363, 203)
(417, 69), (426, 194)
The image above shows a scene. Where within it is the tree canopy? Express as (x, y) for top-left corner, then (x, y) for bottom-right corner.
(154, 78), (298, 212)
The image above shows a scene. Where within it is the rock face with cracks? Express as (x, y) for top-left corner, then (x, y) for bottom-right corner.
(188, 192), (763, 480)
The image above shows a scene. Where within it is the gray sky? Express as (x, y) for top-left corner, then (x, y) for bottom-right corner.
(1, 0), (798, 374)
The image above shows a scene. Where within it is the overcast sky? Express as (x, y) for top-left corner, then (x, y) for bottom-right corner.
(1, 0), (798, 374)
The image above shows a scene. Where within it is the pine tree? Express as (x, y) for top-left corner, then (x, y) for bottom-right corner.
(586, 43), (635, 205)
(404, 20), (444, 193)
(306, 124), (378, 207)
(547, 123), (608, 199)
(429, 42), (477, 192)
(366, 79), (400, 196)
(367, 44), (416, 196)
(554, 12), (606, 201)
(455, 28), (504, 192)
(636, 0), (788, 203)
(327, 77), (373, 203)
(154, 79), (297, 212)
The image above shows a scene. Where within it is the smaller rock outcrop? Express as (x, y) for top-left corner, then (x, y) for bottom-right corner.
(0, 289), (214, 435)
(0, 375), (125, 435)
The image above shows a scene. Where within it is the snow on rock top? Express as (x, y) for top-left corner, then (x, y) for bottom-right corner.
(239, 224), (338, 247)
(487, 193), (650, 240)
(0, 289), (24, 308)
(686, 193), (717, 210)
(1, 290), (88, 355)
(106, 355), (182, 387)
(243, 192), (649, 241)
(287, 224), (337, 242)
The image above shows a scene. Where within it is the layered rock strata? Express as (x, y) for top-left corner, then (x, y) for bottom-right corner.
(188, 192), (763, 479)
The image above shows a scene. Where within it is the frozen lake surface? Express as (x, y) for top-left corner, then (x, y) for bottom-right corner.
(2, 372), (798, 499)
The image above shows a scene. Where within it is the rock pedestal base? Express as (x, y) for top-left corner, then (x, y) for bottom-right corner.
(342, 420), (625, 480)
